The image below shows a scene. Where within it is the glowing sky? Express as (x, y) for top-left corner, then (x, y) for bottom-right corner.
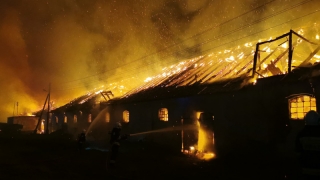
(0, 0), (319, 122)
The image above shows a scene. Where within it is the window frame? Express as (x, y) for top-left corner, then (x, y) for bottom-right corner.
(123, 110), (130, 123)
(158, 108), (169, 121)
(105, 112), (110, 123)
(289, 94), (317, 120)
(73, 114), (77, 123)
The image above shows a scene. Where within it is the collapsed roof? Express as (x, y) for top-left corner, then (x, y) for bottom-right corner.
(51, 29), (320, 112)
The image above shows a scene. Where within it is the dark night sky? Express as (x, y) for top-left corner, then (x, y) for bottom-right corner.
(0, 0), (319, 121)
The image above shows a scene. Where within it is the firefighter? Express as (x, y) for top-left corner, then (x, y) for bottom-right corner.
(77, 129), (86, 151)
(110, 122), (122, 145)
(108, 122), (129, 167)
(295, 110), (320, 179)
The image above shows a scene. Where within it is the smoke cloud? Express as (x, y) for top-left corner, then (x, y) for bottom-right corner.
(0, 0), (319, 122)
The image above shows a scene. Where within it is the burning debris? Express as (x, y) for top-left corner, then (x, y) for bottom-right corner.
(1, 0), (320, 123)
(51, 27), (320, 112)
(184, 145), (216, 161)
(121, 28), (320, 98)
(181, 112), (216, 161)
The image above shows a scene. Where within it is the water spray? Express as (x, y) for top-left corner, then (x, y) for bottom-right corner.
(129, 125), (196, 136)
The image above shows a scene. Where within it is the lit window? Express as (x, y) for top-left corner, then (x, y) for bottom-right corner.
(88, 114), (92, 123)
(64, 116), (67, 123)
(105, 112), (110, 123)
(74, 115), (77, 123)
(123, 110), (129, 123)
(158, 108), (168, 121)
(289, 95), (317, 120)
(41, 119), (45, 133)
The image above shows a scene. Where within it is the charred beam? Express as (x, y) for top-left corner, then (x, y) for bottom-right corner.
(101, 91), (114, 101)
(288, 30), (293, 73)
(299, 45), (320, 67)
(252, 43), (260, 77)
(292, 31), (320, 45)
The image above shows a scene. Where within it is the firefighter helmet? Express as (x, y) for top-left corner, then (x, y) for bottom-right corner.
(304, 110), (320, 125)
(115, 122), (122, 128)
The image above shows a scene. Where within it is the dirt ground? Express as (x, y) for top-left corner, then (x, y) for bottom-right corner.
(0, 134), (304, 180)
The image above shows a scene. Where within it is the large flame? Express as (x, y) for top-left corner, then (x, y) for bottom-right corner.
(0, 0), (320, 121)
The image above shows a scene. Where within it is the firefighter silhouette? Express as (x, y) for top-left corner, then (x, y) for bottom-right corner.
(108, 122), (129, 167)
(77, 130), (86, 150)
(295, 110), (320, 179)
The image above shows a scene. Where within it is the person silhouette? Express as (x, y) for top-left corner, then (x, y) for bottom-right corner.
(295, 110), (320, 179)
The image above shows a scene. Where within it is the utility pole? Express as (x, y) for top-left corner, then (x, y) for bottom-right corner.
(16, 102), (18, 115)
(13, 102), (15, 116)
(46, 83), (51, 134)
(288, 29), (293, 73)
(33, 93), (49, 134)
(181, 117), (184, 152)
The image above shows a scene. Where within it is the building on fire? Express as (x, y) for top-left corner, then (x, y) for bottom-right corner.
(44, 29), (320, 158)
(7, 116), (38, 133)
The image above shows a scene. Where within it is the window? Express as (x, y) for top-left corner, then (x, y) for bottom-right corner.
(158, 108), (168, 121)
(64, 116), (67, 123)
(105, 112), (110, 123)
(74, 115), (77, 123)
(88, 114), (92, 123)
(41, 119), (45, 134)
(289, 95), (317, 120)
(123, 110), (129, 123)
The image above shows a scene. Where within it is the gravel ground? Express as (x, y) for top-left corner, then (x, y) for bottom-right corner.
(0, 134), (303, 180)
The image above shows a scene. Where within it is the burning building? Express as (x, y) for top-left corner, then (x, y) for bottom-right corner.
(7, 115), (38, 133)
(48, 28), (320, 159)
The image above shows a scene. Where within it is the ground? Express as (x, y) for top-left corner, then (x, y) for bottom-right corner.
(0, 133), (304, 180)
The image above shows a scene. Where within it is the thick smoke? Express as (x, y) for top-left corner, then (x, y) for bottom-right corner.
(0, 0), (319, 122)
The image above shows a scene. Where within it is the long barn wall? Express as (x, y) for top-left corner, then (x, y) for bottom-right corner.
(104, 75), (318, 156)
(50, 74), (320, 156)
